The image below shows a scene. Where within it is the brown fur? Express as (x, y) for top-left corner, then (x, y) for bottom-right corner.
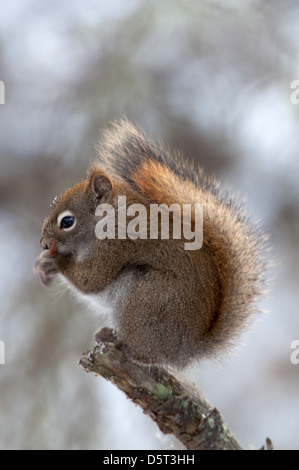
(35, 119), (269, 368)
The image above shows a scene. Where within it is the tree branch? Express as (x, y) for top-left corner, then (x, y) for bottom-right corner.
(79, 328), (246, 450)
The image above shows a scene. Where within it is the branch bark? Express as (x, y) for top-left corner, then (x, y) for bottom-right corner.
(79, 328), (245, 450)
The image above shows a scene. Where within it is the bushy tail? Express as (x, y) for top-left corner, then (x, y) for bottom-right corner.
(95, 119), (270, 354)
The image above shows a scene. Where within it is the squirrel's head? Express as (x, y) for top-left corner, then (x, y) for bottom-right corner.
(40, 168), (113, 260)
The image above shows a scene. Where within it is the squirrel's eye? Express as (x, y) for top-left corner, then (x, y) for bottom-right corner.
(57, 211), (76, 231)
(61, 216), (75, 229)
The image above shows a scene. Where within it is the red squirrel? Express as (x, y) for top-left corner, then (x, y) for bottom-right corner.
(34, 119), (268, 368)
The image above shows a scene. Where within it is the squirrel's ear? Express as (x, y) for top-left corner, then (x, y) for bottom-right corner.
(91, 173), (112, 204)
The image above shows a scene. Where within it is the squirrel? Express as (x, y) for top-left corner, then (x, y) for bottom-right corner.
(34, 119), (268, 369)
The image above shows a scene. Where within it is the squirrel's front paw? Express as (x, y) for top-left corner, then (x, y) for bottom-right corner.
(34, 250), (59, 287)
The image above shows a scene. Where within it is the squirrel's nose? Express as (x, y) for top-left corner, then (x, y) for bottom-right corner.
(40, 237), (49, 250)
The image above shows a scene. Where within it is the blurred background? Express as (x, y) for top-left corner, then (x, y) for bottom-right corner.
(0, 0), (299, 450)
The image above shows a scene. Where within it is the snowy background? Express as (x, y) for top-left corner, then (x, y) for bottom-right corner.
(0, 0), (299, 450)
